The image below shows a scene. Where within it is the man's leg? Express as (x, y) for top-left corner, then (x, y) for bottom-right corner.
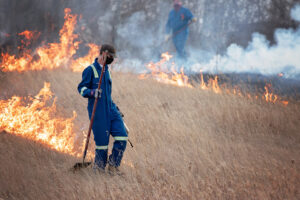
(93, 128), (110, 169)
(88, 105), (110, 170)
(173, 33), (188, 60)
(109, 114), (128, 168)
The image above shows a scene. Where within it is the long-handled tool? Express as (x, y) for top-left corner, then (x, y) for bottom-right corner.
(117, 106), (134, 148)
(123, 122), (134, 148)
(73, 54), (107, 171)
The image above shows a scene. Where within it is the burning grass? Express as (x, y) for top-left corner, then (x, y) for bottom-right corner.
(0, 70), (299, 199)
(0, 5), (299, 199)
(140, 53), (290, 106)
(0, 82), (80, 156)
(0, 13), (298, 199)
(139, 52), (193, 88)
(0, 8), (98, 73)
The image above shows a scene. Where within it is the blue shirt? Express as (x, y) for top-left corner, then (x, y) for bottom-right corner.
(166, 6), (194, 35)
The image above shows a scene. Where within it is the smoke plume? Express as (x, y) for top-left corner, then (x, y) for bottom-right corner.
(190, 4), (300, 79)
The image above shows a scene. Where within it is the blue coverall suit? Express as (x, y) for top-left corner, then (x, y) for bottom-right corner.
(78, 58), (127, 169)
(166, 6), (194, 59)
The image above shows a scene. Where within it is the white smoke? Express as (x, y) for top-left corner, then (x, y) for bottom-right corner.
(113, 2), (171, 72)
(115, 4), (169, 62)
(116, 11), (158, 60)
(190, 4), (300, 79)
(291, 3), (300, 22)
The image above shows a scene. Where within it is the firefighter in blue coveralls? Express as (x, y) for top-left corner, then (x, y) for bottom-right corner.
(78, 44), (127, 173)
(165, 0), (196, 60)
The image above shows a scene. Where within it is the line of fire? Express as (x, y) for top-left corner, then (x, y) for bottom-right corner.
(0, 6), (297, 157)
(0, 2), (299, 199)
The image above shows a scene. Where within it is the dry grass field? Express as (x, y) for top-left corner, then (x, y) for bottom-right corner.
(0, 69), (299, 199)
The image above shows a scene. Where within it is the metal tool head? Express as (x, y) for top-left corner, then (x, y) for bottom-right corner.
(72, 162), (92, 172)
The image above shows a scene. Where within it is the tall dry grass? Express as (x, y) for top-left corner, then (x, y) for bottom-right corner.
(0, 70), (299, 199)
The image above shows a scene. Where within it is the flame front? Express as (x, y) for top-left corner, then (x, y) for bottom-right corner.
(0, 83), (80, 156)
(0, 8), (290, 158)
(141, 52), (288, 105)
(139, 52), (193, 88)
(1, 8), (98, 73)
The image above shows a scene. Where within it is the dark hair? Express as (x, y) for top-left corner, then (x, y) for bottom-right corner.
(100, 44), (116, 56)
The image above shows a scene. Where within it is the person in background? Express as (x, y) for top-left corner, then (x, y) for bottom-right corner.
(165, 0), (197, 60)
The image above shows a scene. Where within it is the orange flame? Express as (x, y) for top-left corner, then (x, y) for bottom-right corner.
(71, 43), (100, 72)
(208, 76), (221, 94)
(139, 52), (193, 88)
(17, 30), (41, 52)
(199, 70), (208, 90)
(263, 84), (278, 103)
(0, 82), (80, 156)
(18, 30), (40, 41)
(1, 8), (98, 73)
(141, 54), (288, 106)
(199, 71), (288, 105)
(278, 73), (284, 77)
(144, 54), (289, 105)
(198, 71), (222, 94)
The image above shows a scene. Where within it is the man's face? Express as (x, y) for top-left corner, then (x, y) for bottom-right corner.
(174, 4), (181, 11)
(105, 53), (115, 65)
(98, 51), (115, 65)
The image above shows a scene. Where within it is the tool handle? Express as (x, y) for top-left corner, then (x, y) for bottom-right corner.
(124, 122), (134, 148)
(82, 56), (107, 163)
(128, 139), (134, 148)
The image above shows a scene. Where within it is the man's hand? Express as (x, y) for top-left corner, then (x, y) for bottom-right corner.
(91, 89), (102, 98)
(165, 34), (172, 42)
(191, 18), (197, 23)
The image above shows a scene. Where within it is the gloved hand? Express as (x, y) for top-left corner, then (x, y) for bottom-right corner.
(164, 34), (172, 41)
(91, 89), (102, 98)
(191, 18), (197, 23)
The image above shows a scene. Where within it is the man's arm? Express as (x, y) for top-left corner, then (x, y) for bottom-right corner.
(184, 7), (194, 22)
(78, 67), (93, 98)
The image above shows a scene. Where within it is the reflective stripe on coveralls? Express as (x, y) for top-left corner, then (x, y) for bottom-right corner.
(80, 87), (88, 96)
(91, 63), (111, 80)
(96, 145), (108, 150)
(90, 64), (99, 78)
(114, 136), (128, 141)
(108, 70), (111, 80)
(80, 64), (98, 96)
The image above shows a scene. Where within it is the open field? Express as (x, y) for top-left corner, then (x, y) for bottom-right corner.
(0, 70), (299, 199)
